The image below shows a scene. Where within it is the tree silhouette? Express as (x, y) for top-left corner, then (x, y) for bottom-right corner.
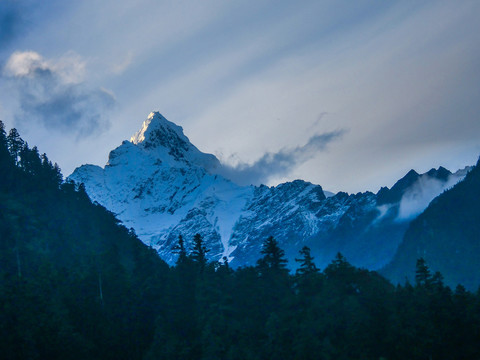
(256, 236), (288, 274)
(191, 233), (209, 270)
(295, 246), (319, 276)
(6, 128), (23, 164)
(173, 234), (187, 264)
(415, 257), (432, 288)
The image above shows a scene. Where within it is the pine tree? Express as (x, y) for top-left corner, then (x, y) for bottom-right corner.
(191, 233), (209, 270)
(0, 121), (9, 159)
(173, 234), (187, 264)
(6, 128), (24, 165)
(324, 253), (354, 278)
(18, 144), (42, 176)
(0, 121), (14, 178)
(256, 236), (288, 274)
(295, 246), (319, 276)
(415, 257), (432, 288)
(0, 120), (6, 143)
(40, 153), (63, 188)
(294, 246), (322, 298)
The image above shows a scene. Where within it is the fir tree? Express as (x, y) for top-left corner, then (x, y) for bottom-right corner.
(415, 257), (432, 288)
(191, 233), (209, 270)
(173, 234), (187, 264)
(0, 121), (14, 180)
(295, 246), (319, 276)
(6, 128), (24, 165)
(256, 236), (288, 274)
(0, 121), (9, 160)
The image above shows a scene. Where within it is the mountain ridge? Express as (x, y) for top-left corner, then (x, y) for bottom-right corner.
(382, 158), (480, 289)
(69, 112), (470, 269)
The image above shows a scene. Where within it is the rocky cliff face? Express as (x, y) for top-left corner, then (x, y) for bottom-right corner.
(69, 112), (468, 269)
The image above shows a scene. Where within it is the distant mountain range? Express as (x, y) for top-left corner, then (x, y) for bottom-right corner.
(69, 112), (475, 285)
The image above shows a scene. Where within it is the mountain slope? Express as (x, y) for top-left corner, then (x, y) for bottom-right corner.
(69, 112), (469, 270)
(71, 112), (252, 264)
(382, 158), (480, 289)
(0, 122), (169, 359)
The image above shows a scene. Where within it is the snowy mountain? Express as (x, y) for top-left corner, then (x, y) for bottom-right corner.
(69, 112), (469, 269)
(382, 158), (479, 289)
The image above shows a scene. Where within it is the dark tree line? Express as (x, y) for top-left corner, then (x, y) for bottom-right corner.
(1, 121), (480, 359)
(146, 234), (480, 360)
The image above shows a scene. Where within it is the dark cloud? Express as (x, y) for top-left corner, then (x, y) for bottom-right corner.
(16, 78), (115, 137)
(218, 130), (345, 186)
(4, 51), (115, 137)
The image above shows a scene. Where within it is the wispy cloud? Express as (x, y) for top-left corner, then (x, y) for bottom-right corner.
(397, 170), (467, 220)
(217, 129), (345, 186)
(3, 51), (115, 137)
(1, 1), (479, 185)
(111, 51), (134, 75)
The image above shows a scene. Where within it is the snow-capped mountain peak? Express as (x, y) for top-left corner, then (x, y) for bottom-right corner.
(69, 111), (471, 271)
(127, 111), (220, 171)
(130, 111), (186, 147)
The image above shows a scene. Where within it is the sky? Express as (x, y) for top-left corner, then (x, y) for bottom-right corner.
(0, 0), (479, 193)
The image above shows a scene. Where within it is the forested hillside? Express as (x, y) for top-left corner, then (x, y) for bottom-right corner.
(383, 157), (480, 289)
(1, 121), (480, 360)
(0, 122), (169, 359)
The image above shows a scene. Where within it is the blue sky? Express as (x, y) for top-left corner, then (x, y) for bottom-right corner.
(1, 0), (479, 192)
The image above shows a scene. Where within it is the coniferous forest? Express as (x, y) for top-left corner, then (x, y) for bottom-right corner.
(1, 121), (480, 360)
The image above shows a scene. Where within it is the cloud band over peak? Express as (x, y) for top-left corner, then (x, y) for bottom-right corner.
(217, 129), (346, 186)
